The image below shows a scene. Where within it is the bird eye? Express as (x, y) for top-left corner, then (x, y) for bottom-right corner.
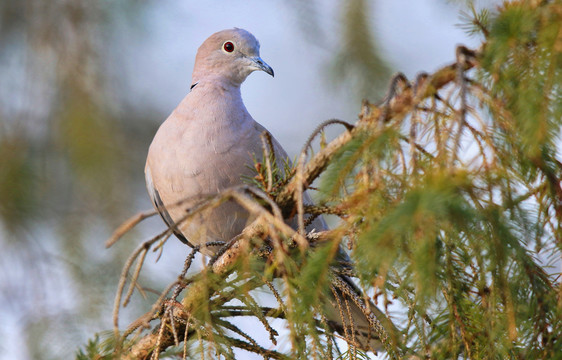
(223, 41), (235, 53)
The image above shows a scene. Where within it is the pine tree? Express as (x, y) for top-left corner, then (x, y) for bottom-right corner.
(91, 1), (562, 359)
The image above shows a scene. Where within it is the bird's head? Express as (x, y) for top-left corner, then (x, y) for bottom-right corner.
(192, 28), (274, 86)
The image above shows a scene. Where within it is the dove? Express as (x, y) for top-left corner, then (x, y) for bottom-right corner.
(145, 28), (397, 352)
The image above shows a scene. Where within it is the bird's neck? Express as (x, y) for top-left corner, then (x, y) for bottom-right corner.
(191, 70), (245, 88)
(190, 76), (242, 97)
(177, 77), (250, 126)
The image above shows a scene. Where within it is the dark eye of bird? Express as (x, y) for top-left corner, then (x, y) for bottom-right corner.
(223, 41), (234, 53)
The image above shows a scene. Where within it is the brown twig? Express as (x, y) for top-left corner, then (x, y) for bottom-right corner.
(113, 229), (173, 352)
(295, 119), (355, 236)
(260, 131), (275, 193)
(106, 209), (159, 248)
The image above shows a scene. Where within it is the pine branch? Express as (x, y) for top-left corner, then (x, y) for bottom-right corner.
(275, 46), (479, 211)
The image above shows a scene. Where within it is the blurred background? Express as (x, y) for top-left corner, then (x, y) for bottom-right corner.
(0, 0), (497, 358)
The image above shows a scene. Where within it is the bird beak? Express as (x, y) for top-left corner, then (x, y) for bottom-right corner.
(250, 56), (274, 77)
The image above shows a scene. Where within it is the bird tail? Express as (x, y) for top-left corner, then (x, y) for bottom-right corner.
(324, 274), (400, 354)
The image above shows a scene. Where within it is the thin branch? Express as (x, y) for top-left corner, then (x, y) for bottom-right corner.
(106, 209), (159, 248)
(123, 246), (149, 307)
(260, 131), (275, 193)
(221, 335), (291, 360)
(295, 119), (355, 236)
(113, 229), (173, 351)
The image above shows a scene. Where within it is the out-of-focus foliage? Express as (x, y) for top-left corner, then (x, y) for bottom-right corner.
(93, 1), (561, 359)
(0, 0), (152, 358)
(330, 0), (391, 99)
(0, 137), (37, 231)
(0, 0), (145, 230)
(288, 0), (391, 98)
